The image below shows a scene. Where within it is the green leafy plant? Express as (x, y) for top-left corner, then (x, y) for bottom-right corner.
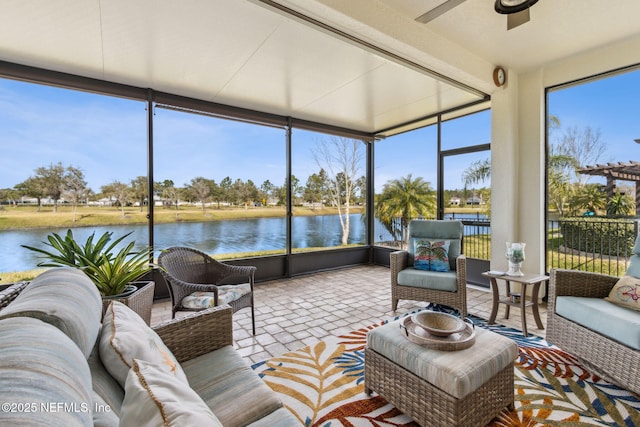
(22, 229), (153, 296)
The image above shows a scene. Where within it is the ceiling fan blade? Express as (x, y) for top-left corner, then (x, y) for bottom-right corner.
(506, 8), (530, 30)
(415, 0), (467, 24)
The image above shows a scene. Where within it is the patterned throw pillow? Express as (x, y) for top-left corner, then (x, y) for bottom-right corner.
(99, 301), (188, 387)
(120, 359), (222, 427)
(413, 239), (451, 272)
(605, 275), (640, 311)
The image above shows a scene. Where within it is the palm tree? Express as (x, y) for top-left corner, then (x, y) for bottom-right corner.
(570, 184), (606, 214)
(462, 159), (491, 187)
(462, 159), (491, 214)
(548, 153), (580, 217)
(375, 174), (436, 245)
(606, 192), (634, 217)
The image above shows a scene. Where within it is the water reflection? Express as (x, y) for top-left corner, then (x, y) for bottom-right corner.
(1, 214), (366, 272)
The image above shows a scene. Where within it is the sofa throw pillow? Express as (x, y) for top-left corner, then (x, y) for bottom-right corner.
(605, 275), (640, 311)
(99, 301), (188, 387)
(413, 239), (451, 272)
(120, 359), (222, 427)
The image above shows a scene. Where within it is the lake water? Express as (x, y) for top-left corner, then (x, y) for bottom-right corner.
(0, 214), (367, 272)
(1, 213), (490, 272)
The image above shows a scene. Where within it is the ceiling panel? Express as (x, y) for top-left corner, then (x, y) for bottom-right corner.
(0, 1), (103, 76)
(0, 0), (486, 134)
(377, 0), (640, 72)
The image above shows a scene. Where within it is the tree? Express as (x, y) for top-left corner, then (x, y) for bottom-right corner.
(157, 180), (180, 219)
(547, 151), (580, 217)
(14, 176), (47, 210)
(260, 179), (275, 206)
(35, 162), (66, 212)
(188, 177), (211, 212)
(64, 166), (89, 222)
(0, 188), (20, 206)
(313, 137), (365, 245)
(304, 170), (327, 209)
(353, 175), (366, 206)
(207, 180), (222, 208)
(375, 174), (436, 244)
(101, 180), (131, 217)
(462, 159), (491, 187)
(219, 176), (233, 205)
(232, 179), (259, 208)
(290, 175), (302, 205)
(279, 175), (301, 206)
(570, 184), (606, 214)
(462, 158), (491, 213)
(606, 192), (634, 217)
(130, 176), (148, 212)
(555, 126), (607, 185)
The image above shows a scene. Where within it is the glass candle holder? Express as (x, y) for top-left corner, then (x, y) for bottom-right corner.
(505, 242), (525, 276)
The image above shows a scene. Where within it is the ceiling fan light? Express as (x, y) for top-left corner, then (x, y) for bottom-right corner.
(495, 0), (538, 14)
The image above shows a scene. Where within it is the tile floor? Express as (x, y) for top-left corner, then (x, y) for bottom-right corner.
(150, 264), (548, 365)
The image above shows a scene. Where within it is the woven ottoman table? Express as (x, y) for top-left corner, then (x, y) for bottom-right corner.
(365, 319), (518, 427)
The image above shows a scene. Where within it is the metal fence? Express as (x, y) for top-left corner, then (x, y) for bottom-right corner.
(376, 213), (492, 261)
(376, 214), (639, 277)
(548, 218), (638, 276)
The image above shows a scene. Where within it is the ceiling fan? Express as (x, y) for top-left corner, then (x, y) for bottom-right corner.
(415, 0), (539, 30)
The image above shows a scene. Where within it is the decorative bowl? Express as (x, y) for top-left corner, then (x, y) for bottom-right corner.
(411, 311), (466, 337)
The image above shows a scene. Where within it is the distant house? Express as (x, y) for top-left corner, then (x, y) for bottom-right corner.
(449, 197), (461, 206)
(466, 196), (482, 205)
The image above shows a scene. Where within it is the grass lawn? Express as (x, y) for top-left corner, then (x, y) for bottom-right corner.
(0, 204), (365, 230)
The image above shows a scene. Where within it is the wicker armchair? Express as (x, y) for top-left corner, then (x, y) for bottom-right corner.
(158, 247), (256, 335)
(0, 281), (30, 311)
(547, 268), (640, 394)
(390, 220), (467, 318)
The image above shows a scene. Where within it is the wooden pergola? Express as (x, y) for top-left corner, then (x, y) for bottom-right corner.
(578, 161), (640, 215)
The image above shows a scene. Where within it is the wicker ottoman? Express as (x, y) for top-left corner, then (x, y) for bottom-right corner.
(365, 320), (518, 427)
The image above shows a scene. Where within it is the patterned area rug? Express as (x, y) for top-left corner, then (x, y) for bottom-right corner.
(252, 307), (640, 426)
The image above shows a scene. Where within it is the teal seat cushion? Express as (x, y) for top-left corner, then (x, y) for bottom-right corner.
(397, 268), (458, 292)
(182, 345), (283, 426)
(367, 319), (517, 399)
(555, 296), (640, 350)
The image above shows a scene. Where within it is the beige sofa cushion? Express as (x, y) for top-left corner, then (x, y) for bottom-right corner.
(0, 317), (93, 426)
(0, 267), (102, 357)
(182, 345), (284, 426)
(120, 359), (222, 427)
(88, 339), (124, 416)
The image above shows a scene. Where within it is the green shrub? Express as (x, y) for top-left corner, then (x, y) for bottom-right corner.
(558, 218), (636, 257)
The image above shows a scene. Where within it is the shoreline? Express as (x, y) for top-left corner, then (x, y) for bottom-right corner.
(0, 205), (486, 231)
(0, 205), (369, 231)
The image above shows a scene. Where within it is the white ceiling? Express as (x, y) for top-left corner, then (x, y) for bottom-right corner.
(375, 0), (640, 72)
(0, 0), (639, 135)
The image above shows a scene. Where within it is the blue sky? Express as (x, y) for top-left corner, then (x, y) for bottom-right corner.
(547, 70), (640, 164)
(1, 68), (638, 193)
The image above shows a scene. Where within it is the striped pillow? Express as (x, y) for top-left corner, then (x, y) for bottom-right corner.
(120, 359), (222, 427)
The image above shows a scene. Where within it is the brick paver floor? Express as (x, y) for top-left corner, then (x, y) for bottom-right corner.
(151, 264), (547, 364)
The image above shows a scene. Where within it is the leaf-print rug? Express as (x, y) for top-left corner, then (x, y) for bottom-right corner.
(252, 307), (640, 426)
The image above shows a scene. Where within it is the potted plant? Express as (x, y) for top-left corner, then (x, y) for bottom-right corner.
(22, 229), (156, 324)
